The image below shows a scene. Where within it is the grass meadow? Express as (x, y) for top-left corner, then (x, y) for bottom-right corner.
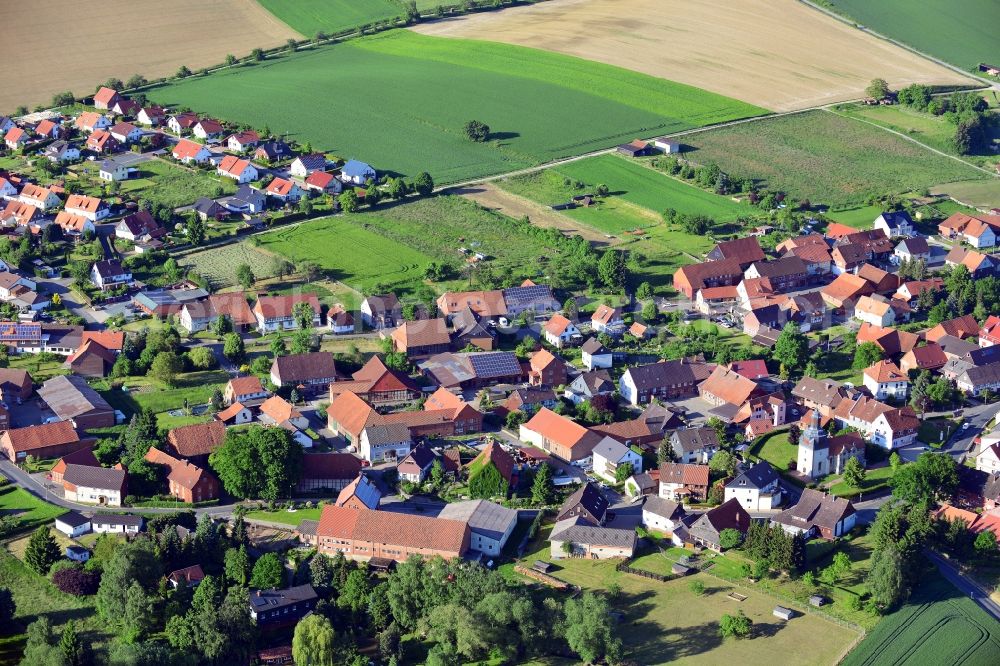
(686, 110), (988, 208)
(148, 31), (766, 183)
(824, 0), (1000, 71)
(178, 243), (277, 288)
(257, 0), (404, 36)
(842, 569), (1000, 666)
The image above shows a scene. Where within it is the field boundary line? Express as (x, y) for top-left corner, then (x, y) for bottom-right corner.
(796, 0), (998, 90)
(823, 108), (1000, 178)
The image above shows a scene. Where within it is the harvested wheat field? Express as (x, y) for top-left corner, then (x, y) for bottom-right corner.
(414, 0), (975, 112)
(0, 0), (297, 113)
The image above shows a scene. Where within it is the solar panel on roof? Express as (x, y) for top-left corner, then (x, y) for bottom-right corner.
(468, 352), (520, 378)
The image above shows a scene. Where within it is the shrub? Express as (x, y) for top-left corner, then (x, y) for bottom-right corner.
(52, 567), (100, 596)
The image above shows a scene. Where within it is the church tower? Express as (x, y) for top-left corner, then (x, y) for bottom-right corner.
(797, 410), (830, 479)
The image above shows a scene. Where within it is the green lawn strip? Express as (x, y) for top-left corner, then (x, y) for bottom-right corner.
(841, 565), (1000, 665)
(824, 0), (1000, 71)
(0, 485), (66, 534)
(96, 370), (229, 421)
(823, 465), (894, 499)
(749, 431), (798, 473)
(827, 204), (883, 229)
(148, 31), (765, 183)
(247, 508), (322, 527)
(7, 354), (69, 383)
(256, 0), (403, 37)
(685, 110), (987, 209)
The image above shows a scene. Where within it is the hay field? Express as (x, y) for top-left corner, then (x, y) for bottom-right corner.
(414, 0), (975, 112)
(1, 0), (296, 113)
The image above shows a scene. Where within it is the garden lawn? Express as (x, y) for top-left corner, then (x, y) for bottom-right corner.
(7, 354), (68, 383)
(256, 215), (434, 293)
(0, 484), (65, 534)
(97, 370), (230, 420)
(149, 30), (766, 183)
(828, 204), (883, 229)
(518, 527), (859, 665)
(825, 465), (894, 499)
(842, 567), (1000, 666)
(750, 431), (797, 473)
(824, 0), (1000, 71)
(686, 109), (988, 208)
(247, 507), (322, 527)
(0, 548), (108, 666)
(257, 0), (403, 37)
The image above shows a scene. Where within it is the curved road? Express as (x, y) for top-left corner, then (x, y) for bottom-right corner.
(924, 549), (1000, 621)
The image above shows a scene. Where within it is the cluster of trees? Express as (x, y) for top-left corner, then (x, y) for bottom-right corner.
(110, 325), (209, 387)
(662, 208), (715, 235)
(739, 521), (807, 577)
(209, 426), (303, 500)
(861, 453), (959, 612)
(909, 370), (959, 414)
(926, 264), (1000, 326)
(659, 314), (769, 366)
(895, 84), (993, 154)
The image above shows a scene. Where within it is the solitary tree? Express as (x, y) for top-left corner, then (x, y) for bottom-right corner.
(292, 301), (315, 330)
(865, 78), (890, 100)
(842, 456), (866, 489)
(719, 610), (752, 639)
(413, 171), (434, 196)
(235, 263), (255, 289)
(222, 332), (245, 363)
(292, 614), (336, 666)
(250, 552), (284, 589)
(25, 527), (61, 575)
(773, 322), (808, 371)
(853, 342), (884, 370)
(338, 189), (359, 213)
(463, 119), (490, 142)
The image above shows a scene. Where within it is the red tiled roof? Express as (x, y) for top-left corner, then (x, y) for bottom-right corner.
(166, 421), (226, 458)
(2, 421), (79, 453)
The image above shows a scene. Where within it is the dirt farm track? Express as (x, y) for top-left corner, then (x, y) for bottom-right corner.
(0, 0), (297, 113)
(415, 0), (975, 112)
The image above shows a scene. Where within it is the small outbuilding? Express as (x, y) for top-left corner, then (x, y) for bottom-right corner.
(809, 595), (826, 607)
(773, 606), (794, 621)
(65, 545), (91, 562)
(671, 562), (691, 576)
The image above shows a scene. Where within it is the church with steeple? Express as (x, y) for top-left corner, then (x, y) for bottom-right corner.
(797, 411), (867, 480)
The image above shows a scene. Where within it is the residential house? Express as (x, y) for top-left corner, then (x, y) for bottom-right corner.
(671, 427), (719, 464)
(85, 130), (118, 154)
(1, 201), (39, 227)
(93, 87), (119, 110)
(549, 517), (636, 560)
(172, 139), (211, 164)
(109, 121), (142, 144)
(115, 211), (165, 243)
(672, 498), (752, 551)
(591, 403), (684, 449)
(438, 500), (518, 557)
(894, 278), (943, 305)
(215, 403), (253, 425)
(167, 565), (205, 589)
(580, 337), (613, 371)
(529, 348), (567, 387)
(289, 154), (327, 178)
(137, 106), (165, 126)
(360, 294), (401, 329)
(744, 256), (809, 291)
(591, 437), (642, 483)
(699, 365), (762, 412)
(340, 160), (375, 185)
(99, 158), (130, 182)
(854, 295), (895, 327)
(856, 322), (919, 356)
(542, 314), (581, 348)
(0, 367), (32, 402)
(724, 461), (781, 511)
(19, 183), (61, 211)
(519, 408), (602, 462)
(556, 483), (608, 524)
(42, 140), (80, 163)
(695, 285), (739, 314)
(831, 395), (919, 449)
(227, 130), (260, 153)
(448, 306), (494, 350)
(90, 260), (132, 291)
(225, 184), (267, 214)
(62, 464), (126, 506)
(270, 352), (338, 396)
(641, 496), (686, 534)
(954, 362), (1000, 396)
(75, 112), (112, 133)
(938, 212), (1000, 248)
(980, 315), (1000, 348)
(926, 315), (980, 344)
(304, 170), (342, 195)
(259, 395), (309, 430)
(315, 506), (469, 562)
(894, 237), (930, 263)
(501, 281), (560, 316)
(358, 423), (413, 464)
(193, 199), (231, 222)
(192, 119), (224, 140)
(873, 210), (914, 237)
(217, 155), (258, 184)
(658, 462), (710, 502)
(391, 319), (450, 357)
(65, 194), (109, 222)
(265, 177), (304, 203)
(856, 264), (899, 295)
(0, 177), (17, 200)
(253, 140), (294, 163)
(976, 444), (1000, 475)
(144, 446), (219, 503)
(249, 585), (318, 626)
(772, 489), (857, 539)
(862, 359), (909, 400)
(179, 292), (255, 333)
(503, 387), (557, 416)
(673, 259), (743, 299)
(565, 369), (615, 405)
(944, 246), (995, 278)
(329, 355), (420, 407)
(91, 514), (143, 534)
(591, 304), (623, 334)
(34, 119), (61, 140)
(38, 375), (114, 429)
(619, 357), (712, 406)
(224, 376), (271, 407)
(253, 293), (321, 333)
(3, 127), (29, 150)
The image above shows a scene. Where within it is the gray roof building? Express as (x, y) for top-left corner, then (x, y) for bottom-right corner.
(437, 499), (518, 544)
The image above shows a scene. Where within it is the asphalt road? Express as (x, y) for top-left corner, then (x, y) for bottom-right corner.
(924, 549), (1000, 621)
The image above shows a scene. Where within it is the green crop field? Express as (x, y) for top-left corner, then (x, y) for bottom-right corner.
(842, 569), (1000, 666)
(148, 31), (766, 183)
(824, 0), (1000, 71)
(687, 110), (988, 208)
(257, 215), (434, 293)
(257, 0), (404, 37)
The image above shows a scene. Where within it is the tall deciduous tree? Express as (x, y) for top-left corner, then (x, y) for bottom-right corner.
(563, 592), (622, 664)
(250, 552), (284, 589)
(773, 322), (807, 371)
(210, 426), (303, 499)
(292, 614), (336, 666)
